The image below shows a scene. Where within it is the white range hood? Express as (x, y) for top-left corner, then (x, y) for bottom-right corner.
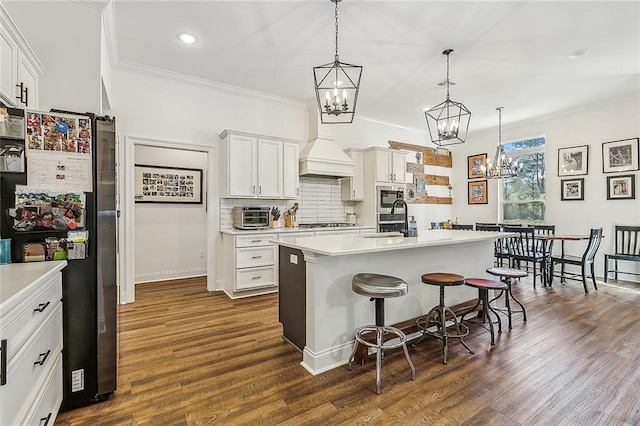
(299, 135), (354, 178)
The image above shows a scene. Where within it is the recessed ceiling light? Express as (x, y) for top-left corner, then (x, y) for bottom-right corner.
(178, 33), (197, 44)
(568, 49), (589, 59)
(421, 105), (433, 111)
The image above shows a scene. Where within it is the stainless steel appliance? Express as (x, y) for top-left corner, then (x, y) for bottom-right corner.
(233, 206), (270, 229)
(377, 186), (405, 213)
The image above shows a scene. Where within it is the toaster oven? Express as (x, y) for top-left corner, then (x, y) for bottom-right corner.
(233, 207), (270, 230)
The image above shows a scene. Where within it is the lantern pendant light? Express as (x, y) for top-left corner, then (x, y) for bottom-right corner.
(481, 107), (521, 179)
(424, 49), (471, 146)
(313, 0), (362, 124)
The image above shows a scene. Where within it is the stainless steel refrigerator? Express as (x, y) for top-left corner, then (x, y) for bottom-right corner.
(0, 107), (117, 410)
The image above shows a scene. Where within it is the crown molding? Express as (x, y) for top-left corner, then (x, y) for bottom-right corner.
(113, 59), (308, 109)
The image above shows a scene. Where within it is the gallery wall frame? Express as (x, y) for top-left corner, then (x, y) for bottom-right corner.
(606, 174), (635, 200)
(134, 164), (203, 204)
(467, 153), (487, 179)
(558, 145), (588, 176)
(602, 138), (639, 173)
(560, 178), (584, 201)
(468, 180), (488, 204)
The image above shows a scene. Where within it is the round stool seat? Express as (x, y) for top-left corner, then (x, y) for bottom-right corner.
(421, 272), (465, 286)
(352, 273), (408, 298)
(465, 278), (508, 290)
(486, 267), (528, 279)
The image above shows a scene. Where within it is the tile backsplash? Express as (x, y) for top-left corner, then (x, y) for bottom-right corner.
(219, 176), (354, 229)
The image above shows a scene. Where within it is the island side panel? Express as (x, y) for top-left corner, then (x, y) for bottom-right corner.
(301, 239), (495, 375)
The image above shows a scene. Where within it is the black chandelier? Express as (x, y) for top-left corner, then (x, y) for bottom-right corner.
(424, 49), (471, 146)
(482, 107), (521, 179)
(313, 0), (362, 124)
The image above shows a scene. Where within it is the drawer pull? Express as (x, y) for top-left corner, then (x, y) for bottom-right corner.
(34, 349), (51, 367)
(1, 339), (6, 386)
(34, 301), (51, 313)
(251, 255), (262, 259)
(40, 413), (52, 426)
(251, 239), (262, 243)
(251, 275), (262, 280)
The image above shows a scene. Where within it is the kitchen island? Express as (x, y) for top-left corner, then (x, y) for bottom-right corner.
(274, 230), (507, 375)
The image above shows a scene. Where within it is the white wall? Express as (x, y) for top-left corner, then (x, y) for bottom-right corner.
(449, 92), (640, 279)
(3, 1), (102, 113)
(134, 145), (208, 283)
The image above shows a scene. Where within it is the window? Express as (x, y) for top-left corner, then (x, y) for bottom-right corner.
(501, 136), (545, 225)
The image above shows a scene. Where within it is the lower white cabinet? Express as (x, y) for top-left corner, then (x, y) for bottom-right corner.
(1, 263), (65, 426)
(222, 233), (278, 297)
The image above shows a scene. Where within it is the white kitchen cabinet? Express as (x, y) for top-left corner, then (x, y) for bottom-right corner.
(222, 233), (278, 297)
(1, 262), (65, 426)
(220, 130), (300, 199)
(366, 147), (407, 184)
(0, 6), (44, 108)
(341, 149), (364, 201)
(282, 142), (299, 199)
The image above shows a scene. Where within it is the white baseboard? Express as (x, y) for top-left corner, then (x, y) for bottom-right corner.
(135, 268), (206, 284)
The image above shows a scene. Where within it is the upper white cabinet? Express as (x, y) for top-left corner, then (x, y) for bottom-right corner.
(220, 130), (299, 199)
(341, 148), (364, 201)
(366, 147), (407, 184)
(0, 6), (44, 109)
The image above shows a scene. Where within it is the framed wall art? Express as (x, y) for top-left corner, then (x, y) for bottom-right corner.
(560, 178), (584, 201)
(468, 180), (488, 204)
(602, 138), (639, 173)
(134, 164), (203, 204)
(467, 153), (487, 179)
(558, 145), (588, 176)
(606, 174), (635, 200)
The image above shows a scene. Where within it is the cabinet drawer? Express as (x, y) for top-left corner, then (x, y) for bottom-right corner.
(23, 352), (62, 426)
(1, 303), (62, 426)
(235, 266), (276, 291)
(236, 246), (276, 268)
(236, 235), (274, 248)
(1, 272), (61, 364)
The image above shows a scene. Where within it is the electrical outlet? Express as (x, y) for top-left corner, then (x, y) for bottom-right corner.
(199, 250), (205, 258)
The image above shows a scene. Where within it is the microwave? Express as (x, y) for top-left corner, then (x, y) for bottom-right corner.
(377, 186), (405, 213)
(233, 207), (270, 230)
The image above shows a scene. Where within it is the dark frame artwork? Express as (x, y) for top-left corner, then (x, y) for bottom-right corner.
(467, 153), (487, 179)
(558, 145), (588, 176)
(602, 138), (639, 174)
(606, 174), (635, 200)
(134, 164), (203, 204)
(468, 180), (488, 204)
(560, 178), (584, 201)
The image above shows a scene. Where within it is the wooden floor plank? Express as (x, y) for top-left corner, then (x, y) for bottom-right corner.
(55, 276), (640, 425)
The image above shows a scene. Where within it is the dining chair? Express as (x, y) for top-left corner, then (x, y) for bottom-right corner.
(550, 228), (603, 293)
(533, 225), (556, 286)
(503, 226), (547, 288)
(603, 225), (640, 282)
(476, 224), (508, 266)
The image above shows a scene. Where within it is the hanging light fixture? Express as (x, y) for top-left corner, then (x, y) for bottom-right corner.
(481, 107), (521, 179)
(313, 0), (362, 124)
(425, 49), (471, 146)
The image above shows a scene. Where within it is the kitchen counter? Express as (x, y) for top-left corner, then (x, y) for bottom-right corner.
(273, 230), (510, 375)
(219, 225), (375, 235)
(0, 261), (67, 305)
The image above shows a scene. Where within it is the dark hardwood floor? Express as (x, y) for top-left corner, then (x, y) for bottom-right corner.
(55, 276), (640, 425)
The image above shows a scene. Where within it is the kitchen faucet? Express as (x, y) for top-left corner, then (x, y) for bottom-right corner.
(390, 198), (408, 237)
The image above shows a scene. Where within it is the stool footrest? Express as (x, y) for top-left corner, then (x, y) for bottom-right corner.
(354, 325), (408, 350)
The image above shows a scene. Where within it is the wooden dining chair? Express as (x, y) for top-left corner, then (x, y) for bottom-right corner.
(503, 226), (547, 288)
(603, 225), (640, 282)
(476, 224), (507, 266)
(550, 228), (603, 293)
(533, 225), (556, 285)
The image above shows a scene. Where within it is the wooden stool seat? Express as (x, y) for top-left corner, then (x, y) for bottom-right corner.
(486, 267), (528, 279)
(465, 278), (508, 291)
(421, 272), (465, 286)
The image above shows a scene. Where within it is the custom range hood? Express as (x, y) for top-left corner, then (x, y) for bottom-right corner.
(299, 135), (354, 177)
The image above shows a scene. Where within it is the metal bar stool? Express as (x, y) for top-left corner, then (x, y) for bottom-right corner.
(347, 273), (416, 395)
(460, 278), (508, 345)
(486, 267), (528, 329)
(414, 272), (474, 364)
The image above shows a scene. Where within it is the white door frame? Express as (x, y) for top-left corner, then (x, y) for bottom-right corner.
(119, 135), (217, 304)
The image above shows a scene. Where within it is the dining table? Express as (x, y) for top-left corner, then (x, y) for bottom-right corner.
(536, 234), (604, 285)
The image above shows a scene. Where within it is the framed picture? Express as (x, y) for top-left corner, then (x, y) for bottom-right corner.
(558, 145), (588, 176)
(602, 138), (639, 173)
(560, 178), (584, 201)
(468, 180), (488, 204)
(467, 153), (487, 179)
(134, 164), (203, 204)
(606, 174), (635, 200)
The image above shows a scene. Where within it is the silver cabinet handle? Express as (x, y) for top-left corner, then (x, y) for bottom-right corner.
(252, 185), (256, 194)
(251, 239), (262, 243)
(259, 185), (262, 194)
(251, 255), (262, 259)
(353, 190), (356, 197)
(296, 188), (299, 195)
(252, 276), (262, 280)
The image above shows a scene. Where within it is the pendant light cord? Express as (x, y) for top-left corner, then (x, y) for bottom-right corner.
(497, 107), (503, 146)
(446, 52), (450, 100)
(334, 0), (339, 62)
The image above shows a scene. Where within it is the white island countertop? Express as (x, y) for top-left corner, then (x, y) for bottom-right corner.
(0, 261), (67, 305)
(273, 229), (510, 256)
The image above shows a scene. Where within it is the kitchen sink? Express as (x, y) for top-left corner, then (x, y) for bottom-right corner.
(361, 232), (403, 238)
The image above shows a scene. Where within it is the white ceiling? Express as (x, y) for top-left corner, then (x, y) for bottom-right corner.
(16, 1), (640, 133)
